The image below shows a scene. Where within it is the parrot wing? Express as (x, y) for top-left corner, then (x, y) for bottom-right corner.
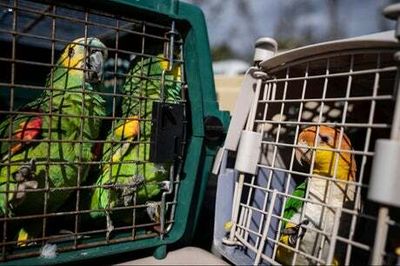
(0, 114), (44, 161)
(89, 117), (140, 218)
(282, 180), (307, 226)
(276, 181), (308, 264)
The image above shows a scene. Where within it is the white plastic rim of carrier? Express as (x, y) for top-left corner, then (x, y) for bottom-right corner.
(224, 67), (259, 151)
(212, 147), (227, 175)
(212, 67), (259, 175)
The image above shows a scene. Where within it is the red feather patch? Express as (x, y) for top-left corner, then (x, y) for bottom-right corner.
(10, 117), (42, 155)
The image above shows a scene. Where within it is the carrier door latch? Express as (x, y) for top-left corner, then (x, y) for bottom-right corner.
(149, 20), (184, 164)
(149, 101), (184, 164)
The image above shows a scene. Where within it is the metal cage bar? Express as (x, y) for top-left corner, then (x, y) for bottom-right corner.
(0, 0), (188, 261)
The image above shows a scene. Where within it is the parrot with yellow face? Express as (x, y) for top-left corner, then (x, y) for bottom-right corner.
(0, 37), (107, 245)
(276, 125), (357, 265)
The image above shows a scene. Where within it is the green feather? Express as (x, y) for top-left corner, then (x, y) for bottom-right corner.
(90, 54), (181, 219)
(282, 181), (307, 228)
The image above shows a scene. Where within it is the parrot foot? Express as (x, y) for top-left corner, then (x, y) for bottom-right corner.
(13, 159), (38, 201)
(153, 164), (167, 174)
(15, 180), (39, 200)
(281, 219), (310, 247)
(129, 175), (145, 189)
(121, 175), (145, 207)
(146, 201), (164, 234)
(146, 201), (161, 223)
(14, 159), (36, 182)
(105, 211), (114, 241)
(159, 181), (171, 191)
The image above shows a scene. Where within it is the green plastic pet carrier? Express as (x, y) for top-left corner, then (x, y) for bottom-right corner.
(0, 0), (229, 264)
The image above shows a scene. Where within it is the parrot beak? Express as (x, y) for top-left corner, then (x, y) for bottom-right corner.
(86, 49), (105, 83)
(295, 140), (311, 166)
(295, 148), (305, 166)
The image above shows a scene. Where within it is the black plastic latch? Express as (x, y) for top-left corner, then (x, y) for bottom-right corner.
(204, 116), (224, 142)
(149, 101), (184, 163)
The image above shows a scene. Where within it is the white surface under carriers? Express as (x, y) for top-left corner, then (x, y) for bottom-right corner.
(115, 247), (229, 265)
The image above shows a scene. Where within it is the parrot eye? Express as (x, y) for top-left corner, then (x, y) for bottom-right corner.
(319, 134), (330, 143)
(91, 49), (104, 56)
(68, 47), (75, 58)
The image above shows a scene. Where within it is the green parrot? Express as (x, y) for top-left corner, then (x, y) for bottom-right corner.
(276, 126), (357, 265)
(0, 37), (108, 245)
(89, 54), (182, 236)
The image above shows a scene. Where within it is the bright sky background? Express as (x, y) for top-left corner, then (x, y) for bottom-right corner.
(184, 0), (396, 60)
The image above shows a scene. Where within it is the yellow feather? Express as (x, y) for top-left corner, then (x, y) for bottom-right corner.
(224, 220), (233, 232)
(110, 142), (130, 163)
(276, 222), (296, 265)
(17, 228), (29, 247)
(114, 116), (139, 140)
(159, 56), (181, 78)
(59, 43), (84, 75)
(277, 221), (341, 265)
(102, 117), (139, 172)
(159, 58), (169, 71)
(313, 144), (355, 181)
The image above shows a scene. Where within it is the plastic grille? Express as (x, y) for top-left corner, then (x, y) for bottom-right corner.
(226, 49), (400, 265)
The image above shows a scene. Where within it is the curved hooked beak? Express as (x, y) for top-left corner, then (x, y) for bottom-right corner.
(86, 49), (105, 83)
(295, 141), (311, 166)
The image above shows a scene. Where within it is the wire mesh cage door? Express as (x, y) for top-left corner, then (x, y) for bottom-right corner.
(0, 0), (219, 263)
(217, 34), (400, 265)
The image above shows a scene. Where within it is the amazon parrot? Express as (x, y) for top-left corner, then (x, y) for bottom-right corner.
(0, 37), (107, 245)
(89, 54), (182, 237)
(276, 126), (357, 265)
